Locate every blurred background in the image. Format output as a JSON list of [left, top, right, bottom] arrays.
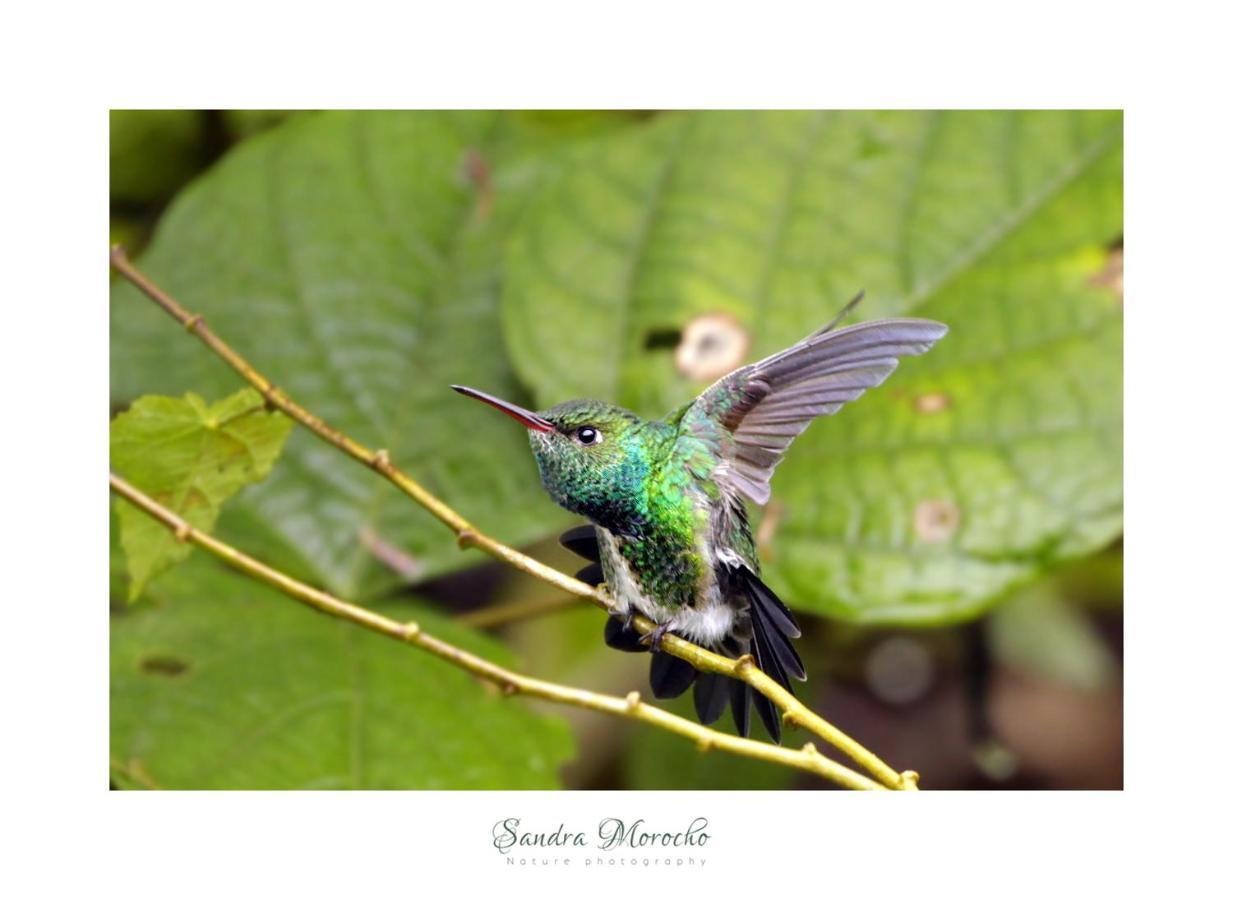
[[110, 110, 1123, 790]]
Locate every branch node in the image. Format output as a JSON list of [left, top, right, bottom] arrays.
[[262, 386, 281, 412], [900, 770, 920, 789], [371, 448, 391, 471], [173, 521, 191, 543], [696, 736, 714, 753], [183, 313, 204, 334], [501, 681, 519, 697], [401, 620, 421, 640], [783, 710, 798, 729], [803, 742, 820, 755], [734, 653, 756, 673], [456, 529, 477, 550], [624, 691, 641, 711]]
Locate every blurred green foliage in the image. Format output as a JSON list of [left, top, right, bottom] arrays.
[[110, 110, 1123, 790], [110, 110, 205, 206], [989, 554, 1120, 692]]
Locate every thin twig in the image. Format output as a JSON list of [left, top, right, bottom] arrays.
[[111, 245, 919, 791], [110, 473, 883, 791]]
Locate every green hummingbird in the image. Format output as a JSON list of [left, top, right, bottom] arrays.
[[453, 297, 946, 742]]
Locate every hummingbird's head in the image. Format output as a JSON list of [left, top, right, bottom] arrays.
[[451, 386, 650, 529]]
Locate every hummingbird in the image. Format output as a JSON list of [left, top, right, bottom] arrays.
[[453, 296, 946, 742]]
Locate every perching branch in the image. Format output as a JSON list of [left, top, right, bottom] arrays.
[[111, 245, 919, 791], [110, 473, 882, 790]]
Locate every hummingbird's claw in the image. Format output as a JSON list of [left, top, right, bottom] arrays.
[[640, 622, 672, 651]]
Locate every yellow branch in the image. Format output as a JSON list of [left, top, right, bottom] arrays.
[[110, 245, 919, 791], [110, 473, 883, 791]]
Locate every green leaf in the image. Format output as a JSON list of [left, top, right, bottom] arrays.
[[503, 110, 1123, 625], [109, 556, 574, 789], [111, 389, 293, 599], [110, 111, 625, 598]]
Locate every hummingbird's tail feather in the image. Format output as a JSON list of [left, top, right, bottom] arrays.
[[559, 524, 601, 562], [690, 636, 766, 739], [692, 672, 730, 725], [711, 560, 806, 743], [749, 612, 794, 743], [750, 686, 782, 744], [745, 571, 805, 661], [720, 562, 807, 686], [603, 616, 648, 653], [574, 562, 604, 586], [730, 679, 752, 738], [650, 651, 698, 699]]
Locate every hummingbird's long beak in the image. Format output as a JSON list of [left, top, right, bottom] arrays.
[[450, 385, 556, 433]]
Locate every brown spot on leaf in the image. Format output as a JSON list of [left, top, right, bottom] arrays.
[[914, 391, 951, 414], [140, 655, 190, 677], [914, 498, 960, 543], [674, 313, 750, 381]]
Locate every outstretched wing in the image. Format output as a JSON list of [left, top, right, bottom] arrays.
[[685, 315, 948, 505]]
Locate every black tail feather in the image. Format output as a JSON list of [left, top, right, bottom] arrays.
[[750, 610, 797, 695], [730, 679, 751, 738], [749, 617, 793, 743], [603, 616, 648, 653], [750, 687, 782, 744], [692, 672, 730, 725], [574, 562, 604, 587], [723, 562, 806, 688], [649, 650, 697, 699], [752, 604, 806, 680], [559, 525, 601, 562], [707, 562, 802, 744], [746, 572, 802, 639]]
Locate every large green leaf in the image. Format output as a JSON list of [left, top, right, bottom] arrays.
[[503, 110, 1123, 624], [111, 111, 615, 597], [111, 389, 293, 599], [110, 556, 574, 789]]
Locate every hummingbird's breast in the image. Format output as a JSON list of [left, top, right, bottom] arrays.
[[594, 470, 747, 647]]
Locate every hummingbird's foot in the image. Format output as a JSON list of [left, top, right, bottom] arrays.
[[639, 621, 673, 652]]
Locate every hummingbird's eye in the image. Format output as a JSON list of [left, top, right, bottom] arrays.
[[576, 427, 602, 446]]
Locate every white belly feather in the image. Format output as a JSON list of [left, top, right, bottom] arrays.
[[595, 527, 736, 647]]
